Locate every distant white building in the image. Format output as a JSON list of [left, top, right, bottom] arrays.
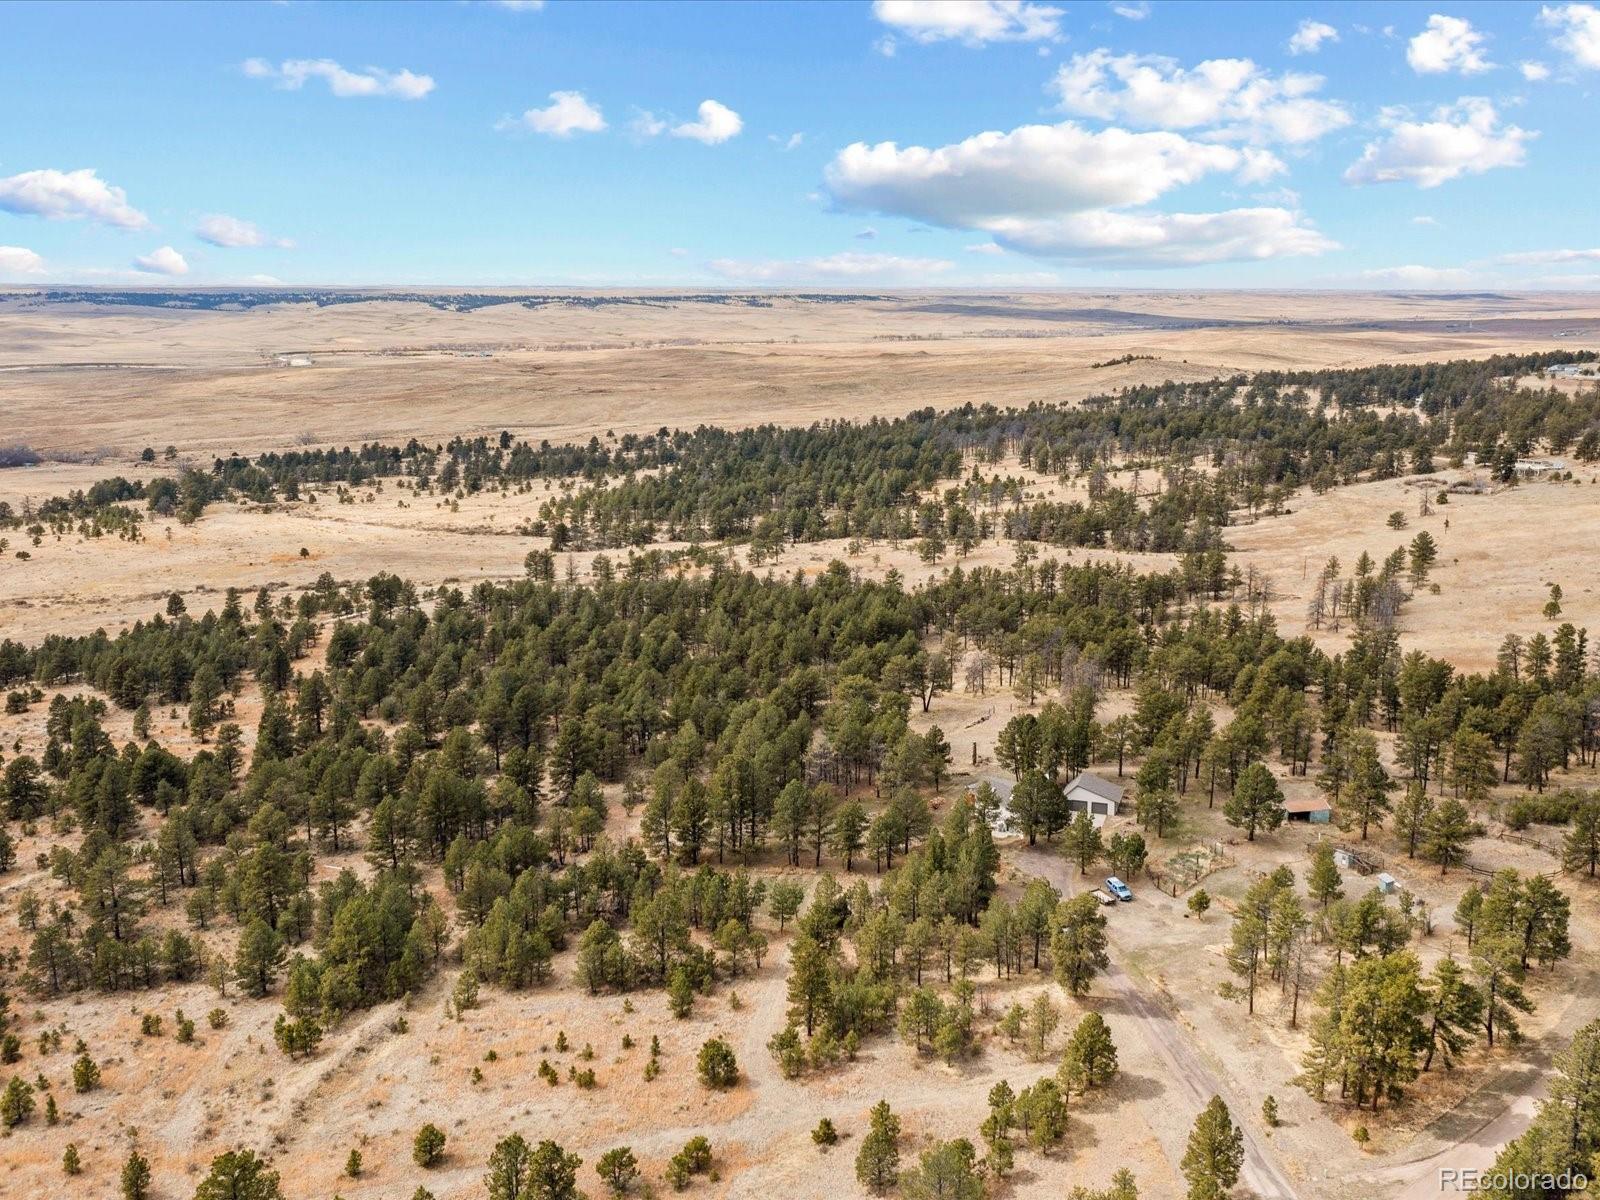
[[1064, 771, 1124, 827]]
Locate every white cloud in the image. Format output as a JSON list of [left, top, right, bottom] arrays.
[[1358, 264, 1473, 286], [0, 246, 46, 277], [195, 214, 292, 249], [827, 123, 1252, 222], [242, 57, 435, 100], [1344, 98, 1532, 188], [707, 252, 954, 283], [667, 247, 689, 257], [1406, 14, 1492, 75], [1110, 1, 1150, 19], [0, 167, 149, 229], [1050, 50, 1351, 144], [133, 246, 189, 276], [671, 100, 743, 144], [965, 242, 1006, 255], [630, 110, 667, 138], [1288, 20, 1339, 55], [1411, 215, 1440, 225], [1540, 4, 1600, 68], [824, 121, 1333, 267], [983, 207, 1336, 266], [1496, 246, 1600, 264], [1237, 148, 1288, 183], [1520, 60, 1552, 80], [871, 0, 1063, 45], [497, 91, 607, 137], [770, 132, 805, 151], [492, 1, 546, 9]]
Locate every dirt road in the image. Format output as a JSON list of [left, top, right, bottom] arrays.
[[1012, 844, 1301, 1200], [1368, 966, 1600, 1200]]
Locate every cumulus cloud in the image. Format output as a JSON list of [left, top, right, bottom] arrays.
[[1288, 20, 1339, 55], [0, 246, 46, 277], [0, 167, 149, 229], [1110, 2, 1150, 20], [827, 123, 1265, 221], [671, 100, 742, 144], [1358, 264, 1473, 286], [1344, 98, 1532, 188], [195, 214, 292, 249], [769, 132, 805, 151], [1496, 246, 1600, 264], [965, 242, 1006, 255], [242, 57, 435, 100], [872, 1, 1062, 45], [1406, 14, 1492, 75], [1050, 50, 1351, 144], [133, 246, 189, 276], [1540, 4, 1600, 68], [824, 120, 1333, 267], [497, 91, 607, 137], [982, 208, 1335, 267], [1520, 60, 1552, 80], [707, 251, 954, 283]]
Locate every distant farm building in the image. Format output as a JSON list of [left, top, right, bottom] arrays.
[[1283, 795, 1331, 824], [1064, 772, 1124, 827]]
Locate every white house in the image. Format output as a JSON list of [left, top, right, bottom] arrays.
[[1064, 771, 1124, 827]]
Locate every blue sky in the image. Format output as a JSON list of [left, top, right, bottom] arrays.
[[2, 0, 1598, 288]]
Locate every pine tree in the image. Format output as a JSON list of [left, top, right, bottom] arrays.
[[1562, 801, 1600, 878], [1181, 1097, 1243, 1200], [0, 1075, 34, 1126], [121, 1149, 152, 1200], [193, 1150, 285, 1200], [856, 1099, 902, 1194], [900, 1138, 982, 1200], [485, 1135, 533, 1200], [527, 1140, 583, 1200], [596, 1147, 639, 1197], [413, 1124, 447, 1168], [1341, 731, 1394, 840], [1308, 842, 1343, 909], [1050, 894, 1110, 996], [1421, 956, 1483, 1071], [1223, 763, 1285, 842], [1473, 934, 1533, 1048], [233, 918, 285, 997], [1060, 1012, 1118, 1093], [1064, 811, 1103, 874], [1422, 797, 1474, 874], [1394, 782, 1433, 858]]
